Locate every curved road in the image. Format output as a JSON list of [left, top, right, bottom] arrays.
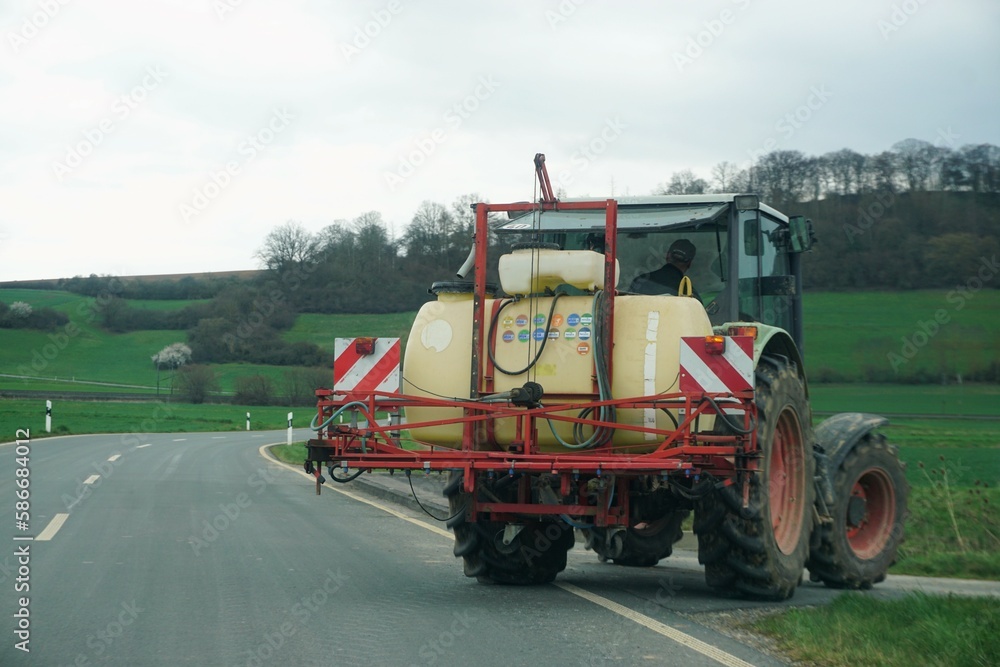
[[0, 431, 994, 666]]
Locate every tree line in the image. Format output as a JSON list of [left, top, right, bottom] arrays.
[[656, 139, 1000, 202]]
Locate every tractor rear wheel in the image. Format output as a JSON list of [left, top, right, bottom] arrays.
[[443, 471, 574, 585], [694, 355, 815, 600], [807, 435, 908, 589]]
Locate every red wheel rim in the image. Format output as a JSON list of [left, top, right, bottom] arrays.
[[845, 468, 896, 560], [770, 406, 807, 555]]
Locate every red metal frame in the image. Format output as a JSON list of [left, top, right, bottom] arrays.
[[306, 154, 758, 528]]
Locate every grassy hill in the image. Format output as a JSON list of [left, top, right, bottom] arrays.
[[2, 286, 997, 394]]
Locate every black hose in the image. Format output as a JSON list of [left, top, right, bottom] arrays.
[[328, 467, 367, 483]]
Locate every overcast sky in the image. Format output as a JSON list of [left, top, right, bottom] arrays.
[[1, 0, 997, 282]]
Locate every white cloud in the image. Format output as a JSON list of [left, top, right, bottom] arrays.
[[1, 0, 998, 280]]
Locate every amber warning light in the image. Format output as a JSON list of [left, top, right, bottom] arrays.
[[704, 335, 726, 355]]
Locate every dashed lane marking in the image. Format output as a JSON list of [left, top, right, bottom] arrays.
[[37, 514, 70, 541]]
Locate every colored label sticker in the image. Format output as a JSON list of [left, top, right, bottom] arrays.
[[547, 328, 560, 339], [517, 329, 530, 342], [580, 313, 593, 326], [564, 329, 577, 340], [532, 328, 546, 341], [577, 342, 591, 355], [567, 313, 581, 327], [578, 327, 592, 341], [515, 315, 529, 327], [533, 313, 546, 326], [501, 330, 515, 343], [502, 316, 514, 329], [551, 314, 564, 327]]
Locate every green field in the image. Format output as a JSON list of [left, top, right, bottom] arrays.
[[3, 287, 998, 391], [284, 312, 416, 352], [803, 289, 1000, 382]]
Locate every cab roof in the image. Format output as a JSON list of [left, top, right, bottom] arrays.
[[495, 194, 788, 234]]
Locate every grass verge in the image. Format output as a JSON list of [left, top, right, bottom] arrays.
[[0, 398, 311, 439], [747, 592, 999, 667], [270, 443, 306, 466]]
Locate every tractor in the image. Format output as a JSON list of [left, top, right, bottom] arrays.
[[305, 154, 908, 600]]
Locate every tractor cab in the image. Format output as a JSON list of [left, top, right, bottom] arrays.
[[493, 194, 816, 352]]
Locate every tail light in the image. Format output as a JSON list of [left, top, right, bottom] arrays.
[[704, 335, 726, 355], [727, 325, 758, 340]]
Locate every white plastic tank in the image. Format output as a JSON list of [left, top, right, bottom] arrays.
[[498, 248, 618, 294]]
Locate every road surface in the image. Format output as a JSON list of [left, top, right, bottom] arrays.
[[0, 431, 995, 666]]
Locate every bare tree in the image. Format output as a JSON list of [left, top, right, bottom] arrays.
[[254, 220, 320, 272], [709, 161, 740, 193], [175, 365, 220, 404], [654, 169, 708, 195]]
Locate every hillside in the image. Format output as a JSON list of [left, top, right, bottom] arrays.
[[1, 288, 997, 398]]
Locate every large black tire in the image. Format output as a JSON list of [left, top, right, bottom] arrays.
[[443, 471, 574, 585], [807, 434, 908, 589], [694, 355, 815, 600], [584, 511, 688, 567]]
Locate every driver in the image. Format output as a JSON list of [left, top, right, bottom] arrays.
[[628, 239, 701, 302]]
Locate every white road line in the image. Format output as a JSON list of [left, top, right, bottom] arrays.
[[554, 582, 756, 667], [83, 474, 100, 485], [172, 438, 187, 442], [211, 436, 226, 440], [108, 454, 121, 462], [258, 444, 452, 540], [37, 514, 70, 541], [258, 444, 762, 666], [137, 444, 151, 449]]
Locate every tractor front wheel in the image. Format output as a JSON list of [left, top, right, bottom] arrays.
[[443, 471, 574, 585], [585, 511, 688, 567], [807, 435, 908, 589]]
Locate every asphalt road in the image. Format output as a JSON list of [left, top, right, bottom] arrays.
[[0, 431, 995, 667]]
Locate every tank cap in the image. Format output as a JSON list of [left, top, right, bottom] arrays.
[[428, 281, 499, 296]]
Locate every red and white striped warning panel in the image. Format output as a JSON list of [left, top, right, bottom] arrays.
[[679, 336, 754, 396], [333, 338, 400, 393]]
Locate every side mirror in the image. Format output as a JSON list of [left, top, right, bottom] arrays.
[[788, 216, 816, 253], [743, 218, 761, 256]]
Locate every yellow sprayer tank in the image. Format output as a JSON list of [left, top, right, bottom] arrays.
[[402, 251, 714, 453]]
